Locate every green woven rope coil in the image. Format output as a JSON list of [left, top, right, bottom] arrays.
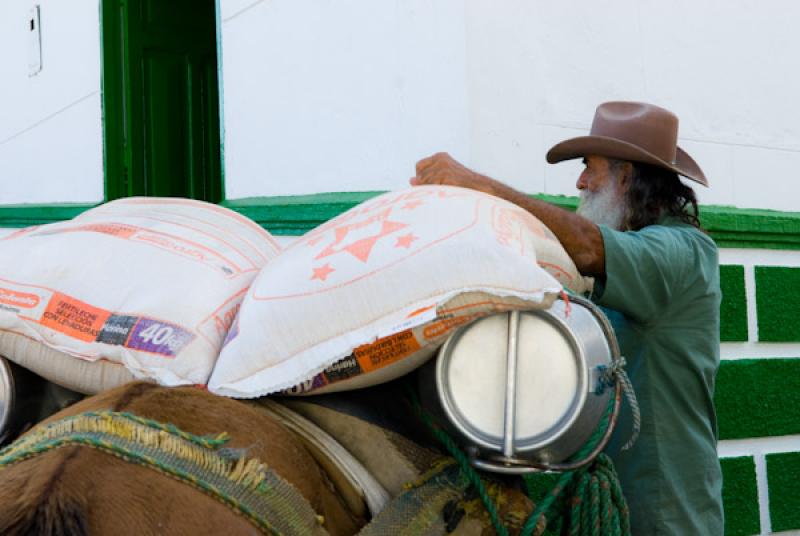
[[408, 384, 631, 536]]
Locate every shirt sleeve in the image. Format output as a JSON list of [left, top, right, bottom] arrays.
[[593, 224, 697, 325]]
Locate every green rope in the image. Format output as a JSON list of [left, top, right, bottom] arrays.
[[555, 454, 629, 536], [520, 396, 631, 536], [408, 382, 630, 536], [596, 358, 640, 451], [408, 388, 509, 536]]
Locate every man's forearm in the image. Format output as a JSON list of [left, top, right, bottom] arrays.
[[411, 152, 606, 277]]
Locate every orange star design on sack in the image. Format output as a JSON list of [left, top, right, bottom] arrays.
[[315, 208, 409, 263], [394, 233, 418, 249], [311, 263, 335, 281]]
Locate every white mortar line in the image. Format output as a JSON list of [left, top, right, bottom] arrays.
[[718, 250, 800, 359], [679, 250, 798, 533], [719, 436, 800, 458], [754, 454, 771, 535], [720, 342, 800, 360], [718, 249, 800, 267], [719, 436, 800, 535], [745, 263, 759, 344]]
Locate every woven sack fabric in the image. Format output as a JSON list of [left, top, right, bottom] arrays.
[[210, 186, 588, 398], [0, 197, 280, 393]]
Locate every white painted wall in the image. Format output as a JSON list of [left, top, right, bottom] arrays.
[[221, 0, 800, 213], [0, 0, 797, 212], [0, 0, 104, 204], [219, 0, 470, 199], [463, 0, 800, 211]]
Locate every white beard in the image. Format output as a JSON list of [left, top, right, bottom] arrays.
[[576, 182, 627, 231]]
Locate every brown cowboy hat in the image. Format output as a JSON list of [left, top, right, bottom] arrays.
[[546, 101, 708, 186]]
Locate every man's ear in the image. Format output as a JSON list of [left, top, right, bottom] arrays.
[[619, 162, 634, 189]]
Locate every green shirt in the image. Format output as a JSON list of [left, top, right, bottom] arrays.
[[593, 220, 724, 536]]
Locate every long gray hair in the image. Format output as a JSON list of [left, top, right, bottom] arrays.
[[611, 160, 702, 231]]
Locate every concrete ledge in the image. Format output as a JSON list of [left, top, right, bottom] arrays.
[[2, 194, 800, 250]]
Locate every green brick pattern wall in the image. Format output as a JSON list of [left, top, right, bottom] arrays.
[[755, 266, 800, 342], [720, 265, 748, 342], [715, 358, 800, 440], [721, 457, 760, 536], [766, 453, 800, 532], [715, 263, 800, 534]]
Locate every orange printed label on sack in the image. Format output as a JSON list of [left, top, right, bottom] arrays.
[[422, 314, 476, 340], [41, 293, 112, 342], [422, 301, 516, 341], [352, 329, 421, 373], [282, 330, 422, 394], [37, 292, 195, 357], [0, 287, 41, 309]]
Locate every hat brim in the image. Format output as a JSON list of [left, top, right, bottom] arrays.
[[546, 135, 708, 187]]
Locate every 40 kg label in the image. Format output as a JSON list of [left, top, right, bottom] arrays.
[[121, 318, 194, 357]]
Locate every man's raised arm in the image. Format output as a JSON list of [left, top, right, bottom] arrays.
[[411, 152, 605, 277]]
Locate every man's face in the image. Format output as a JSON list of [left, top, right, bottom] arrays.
[[575, 155, 628, 230]]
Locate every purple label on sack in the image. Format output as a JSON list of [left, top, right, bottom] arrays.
[[126, 318, 195, 357], [281, 373, 328, 395]]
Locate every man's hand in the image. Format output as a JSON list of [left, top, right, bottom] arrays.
[[410, 152, 501, 197], [409, 152, 605, 276]]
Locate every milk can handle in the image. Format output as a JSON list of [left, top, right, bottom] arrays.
[[502, 311, 520, 458]]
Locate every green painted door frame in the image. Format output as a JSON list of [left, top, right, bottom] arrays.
[[101, 0, 222, 202]]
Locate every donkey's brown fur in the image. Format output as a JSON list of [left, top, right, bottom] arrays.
[[0, 382, 365, 535]]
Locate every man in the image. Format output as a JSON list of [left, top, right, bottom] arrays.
[[411, 101, 724, 535]]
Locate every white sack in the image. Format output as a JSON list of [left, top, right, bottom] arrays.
[[0, 197, 281, 393], [210, 186, 590, 398]]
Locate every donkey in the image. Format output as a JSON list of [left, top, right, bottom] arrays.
[[0, 381, 365, 535]]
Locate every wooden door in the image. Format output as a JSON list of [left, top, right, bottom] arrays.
[[102, 0, 222, 202]]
